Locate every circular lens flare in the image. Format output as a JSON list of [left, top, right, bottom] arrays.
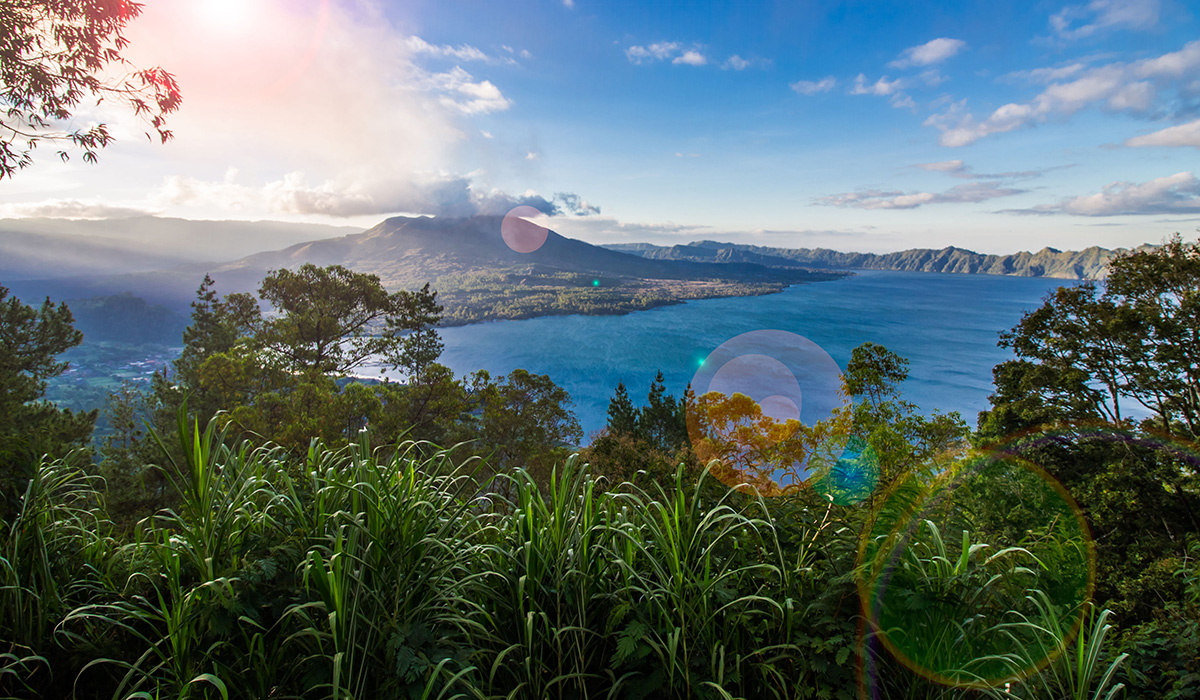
[[857, 453, 1095, 689], [501, 205, 550, 253], [686, 330, 848, 494]]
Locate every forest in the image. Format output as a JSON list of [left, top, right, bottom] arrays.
[[0, 238, 1197, 699]]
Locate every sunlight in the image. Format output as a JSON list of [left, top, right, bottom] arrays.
[[198, 0, 253, 31]]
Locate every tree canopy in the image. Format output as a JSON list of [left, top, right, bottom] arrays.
[[0, 286, 95, 517], [0, 0, 180, 178]]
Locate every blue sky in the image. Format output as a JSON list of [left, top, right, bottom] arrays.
[[2, 0, 1198, 253]]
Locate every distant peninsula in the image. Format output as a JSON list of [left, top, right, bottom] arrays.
[[603, 240, 1151, 280]]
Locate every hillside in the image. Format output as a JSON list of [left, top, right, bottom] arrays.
[[205, 216, 843, 324], [604, 240, 1144, 280], [4, 216, 844, 325]]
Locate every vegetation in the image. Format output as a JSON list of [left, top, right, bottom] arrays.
[[433, 269, 795, 325], [1, 239, 1199, 698], [0, 0, 180, 178]]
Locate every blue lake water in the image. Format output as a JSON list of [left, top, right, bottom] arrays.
[[429, 271, 1081, 440]]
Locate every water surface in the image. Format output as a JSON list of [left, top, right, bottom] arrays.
[[425, 271, 1080, 438]]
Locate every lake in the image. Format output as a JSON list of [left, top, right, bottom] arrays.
[[416, 270, 1083, 439]]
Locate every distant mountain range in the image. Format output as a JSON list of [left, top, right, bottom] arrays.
[[0, 214, 1153, 329], [603, 240, 1145, 280]]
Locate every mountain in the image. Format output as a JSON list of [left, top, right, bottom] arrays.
[[3, 216, 843, 325], [209, 215, 828, 288], [604, 240, 1145, 280], [0, 216, 359, 281]]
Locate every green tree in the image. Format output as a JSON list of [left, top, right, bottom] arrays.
[[1, 0, 181, 178], [639, 371, 688, 453], [836, 342, 967, 486], [158, 267, 445, 452], [257, 264, 442, 377], [476, 369, 582, 480], [173, 274, 260, 391], [606, 381, 639, 437], [0, 286, 95, 518], [977, 238, 1200, 626], [986, 235, 1200, 438]]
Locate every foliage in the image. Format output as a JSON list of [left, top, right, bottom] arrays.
[[986, 235, 1200, 438], [0, 286, 96, 520], [256, 264, 442, 378], [0, 0, 180, 178], [474, 368, 583, 482]]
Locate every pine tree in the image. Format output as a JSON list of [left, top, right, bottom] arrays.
[[641, 371, 687, 452], [606, 382, 639, 437], [0, 286, 96, 518]]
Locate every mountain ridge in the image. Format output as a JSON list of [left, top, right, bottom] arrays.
[[603, 240, 1154, 280]]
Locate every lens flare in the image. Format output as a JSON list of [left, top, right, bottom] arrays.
[[686, 330, 848, 494], [501, 205, 550, 253], [857, 451, 1095, 689]]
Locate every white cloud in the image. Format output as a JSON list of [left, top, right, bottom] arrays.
[[890, 38, 966, 69], [1126, 119, 1200, 148], [725, 55, 751, 70], [70, 0, 528, 223], [925, 40, 1200, 146], [1006, 63, 1089, 83], [1010, 172, 1200, 215], [914, 160, 1055, 180], [851, 74, 905, 96], [625, 42, 681, 64], [790, 77, 836, 95], [673, 50, 707, 66], [525, 152, 539, 161], [1051, 0, 1160, 39], [563, 0, 575, 7], [405, 36, 495, 63], [153, 171, 579, 219], [428, 66, 513, 115], [480, 130, 493, 139], [816, 182, 1025, 209]]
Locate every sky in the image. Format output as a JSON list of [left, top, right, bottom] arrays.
[[2, 0, 1199, 254]]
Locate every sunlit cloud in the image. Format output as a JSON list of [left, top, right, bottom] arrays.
[[1006, 171, 1200, 215], [0, 200, 151, 220], [1125, 118, 1200, 149], [925, 40, 1200, 146]]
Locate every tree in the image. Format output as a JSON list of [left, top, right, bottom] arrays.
[[476, 369, 582, 478], [977, 237, 1200, 624], [0, 286, 95, 518], [686, 390, 806, 495], [987, 235, 1200, 438], [844, 341, 909, 409], [639, 371, 688, 453], [256, 264, 442, 377], [157, 267, 445, 452], [1, 0, 181, 178], [838, 343, 967, 486], [606, 382, 639, 437]]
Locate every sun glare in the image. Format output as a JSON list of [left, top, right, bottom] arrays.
[[199, 0, 252, 31]]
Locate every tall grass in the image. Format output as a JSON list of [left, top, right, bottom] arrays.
[[0, 420, 1128, 699]]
